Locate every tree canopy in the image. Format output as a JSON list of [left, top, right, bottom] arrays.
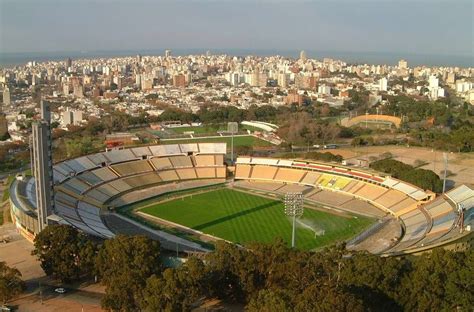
[[0, 262, 25, 305], [95, 234, 162, 311], [370, 158, 443, 193], [30, 225, 473, 311], [32, 224, 97, 283]]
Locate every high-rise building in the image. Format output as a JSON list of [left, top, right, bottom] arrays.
[[3, 86, 11, 105], [66, 57, 72, 68], [142, 78, 154, 91], [429, 75, 439, 89], [165, 50, 172, 58], [61, 109, 84, 126], [446, 72, 456, 84], [172, 74, 187, 88], [378, 77, 388, 91], [277, 73, 288, 88], [73, 84, 84, 98], [300, 50, 307, 61], [31, 100, 54, 232], [62, 110, 73, 126], [63, 84, 70, 96], [398, 59, 408, 69], [318, 85, 331, 95], [135, 73, 142, 88]]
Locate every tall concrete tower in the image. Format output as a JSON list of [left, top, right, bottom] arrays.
[[32, 100, 55, 232]]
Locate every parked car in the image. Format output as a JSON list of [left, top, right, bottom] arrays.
[[54, 288, 66, 294]]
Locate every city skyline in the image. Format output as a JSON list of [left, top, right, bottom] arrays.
[[0, 0, 472, 57]]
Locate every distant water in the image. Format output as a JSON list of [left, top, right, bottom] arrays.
[[0, 49, 472, 68]]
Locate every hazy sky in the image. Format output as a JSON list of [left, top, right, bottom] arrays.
[[0, 0, 472, 56]]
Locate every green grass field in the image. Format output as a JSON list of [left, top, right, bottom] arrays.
[[167, 125, 227, 134], [140, 189, 373, 250], [160, 135, 273, 147]]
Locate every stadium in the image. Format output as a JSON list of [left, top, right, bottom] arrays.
[[9, 142, 474, 255]]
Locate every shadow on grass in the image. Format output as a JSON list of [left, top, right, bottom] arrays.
[[193, 200, 281, 231]]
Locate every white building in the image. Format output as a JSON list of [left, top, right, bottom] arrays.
[[318, 85, 331, 95], [429, 75, 439, 89], [378, 77, 388, 91], [61, 109, 83, 126]]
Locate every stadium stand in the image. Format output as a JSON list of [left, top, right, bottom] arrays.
[[309, 190, 353, 207], [194, 155, 216, 167], [86, 153, 108, 166], [108, 179, 134, 193], [340, 199, 387, 218], [10, 145, 472, 255], [169, 156, 193, 168], [150, 157, 174, 170], [250, 165, 278, 180], [235, 164, 252, 179], [233, 157, 474, 254], [77, 171, 104, 186], [91, 167, 118, 182], [111, 160, 153, 176], [62, 177, 90, 195], [158, 169, 180, 181], [353, 184, 388, 201], [121, 172, 163, 188], [103, 149, 138, 164], [216, 167, 226, 178], [300, 171, 322, 185], [195, 167, 217, 179], [131, 146, 152, 158], [273, 168, 306, 184], [176, 168, 198, 180], [277, 184, 312, 194], [36, 144, 227, 242]]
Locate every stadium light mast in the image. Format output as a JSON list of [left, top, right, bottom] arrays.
[[228, 122, 238, 164], [284, 192, 304, 248]]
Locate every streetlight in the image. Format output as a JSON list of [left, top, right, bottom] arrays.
[[442, 152, 448, 194], [284, 192, 304, 248], [227, 122, 238, 164]]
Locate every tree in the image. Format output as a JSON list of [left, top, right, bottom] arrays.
[[205, 241, 247, 302], [246, 289, 292, 312], [32, 224, 97, 283], [398, 249, 474, 311], [140, 257, 206, 311], [96, 235, 162, 311], [0, 262, 25, 305], [370, 158, 442, 192]]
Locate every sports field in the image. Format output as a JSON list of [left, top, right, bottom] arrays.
[[139, 188, 373, 250], [167, 125, 227, 134], [160, 135, 273, 148]]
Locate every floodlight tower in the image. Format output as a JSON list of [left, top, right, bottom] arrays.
[[227, 122, 238, 164], [284, 192, 304, 248]]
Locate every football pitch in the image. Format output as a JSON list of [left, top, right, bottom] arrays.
[[160, 135, 273, 147], [139, 188, 374, 250]]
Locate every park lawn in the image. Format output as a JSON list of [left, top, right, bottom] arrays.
[[140, 188, 373, 250], [168, 125, 227, 134], [160, 135, 273, 148]]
